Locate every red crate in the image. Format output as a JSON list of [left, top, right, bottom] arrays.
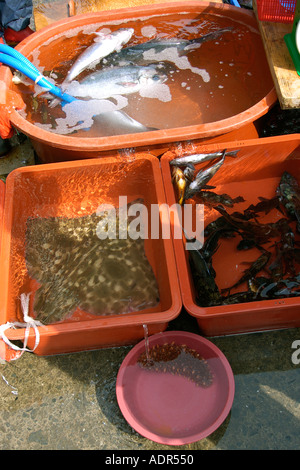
[[256, 0, 296, 23]]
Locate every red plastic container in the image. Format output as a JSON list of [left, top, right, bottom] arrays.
[[161, 134, 300, 336], [256, 0, 296, 23], [0, 153, 182, 357]]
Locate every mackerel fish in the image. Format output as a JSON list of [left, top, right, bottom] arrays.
[[63, 28, 134, 83], [102, 28, 233, 67], [170, 150, 239, 167], [64, 63, 168, 100]]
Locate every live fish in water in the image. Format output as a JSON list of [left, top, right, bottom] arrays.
[[215, 205, 281, 245], [276, 171, 300, 232], [63, 28, 134, 84], [188, 171, 300, 307], [253, 275, 300, 300], [184, 150, 227, 201], [185, 233, 221, 307], [204, 211, 250, 238], [102, 28, 233, 67], [25, 199, 159, 324], [196, 190, 245, 208], [63, 63, 168, 100], [244, 196, 282, 219], [138, 342, 213, 388], [170, 149, 239, 167], [222, 249, 271, 294], [272, 218, 299, 276], [171, 166, 188, 205]]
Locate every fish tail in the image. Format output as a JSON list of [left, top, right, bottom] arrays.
[[226, 150, 240, 158]]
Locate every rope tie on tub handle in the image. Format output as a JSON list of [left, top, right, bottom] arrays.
[[0, 293, 43, 360]]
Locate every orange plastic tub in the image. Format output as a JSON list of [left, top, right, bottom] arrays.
[[0, 180, 5, 259], [0, 2, 276, 162], [161, 134, 300, 336], [0, 153, 181, 356]]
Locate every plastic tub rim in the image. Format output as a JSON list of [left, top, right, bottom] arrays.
[[0, 1, 277, 153]]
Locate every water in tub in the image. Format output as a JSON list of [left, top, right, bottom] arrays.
[[16, 12, 272, 137]]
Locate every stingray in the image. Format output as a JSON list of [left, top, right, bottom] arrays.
[[25, 199, 160, 324]]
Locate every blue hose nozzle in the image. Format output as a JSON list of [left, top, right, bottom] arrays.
[[0, 44, 76, 104]]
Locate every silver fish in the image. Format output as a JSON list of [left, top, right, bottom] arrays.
[[103, 28, 233, 66], [63, 28, 134, 83], [74, 111, 158, 137], [184, 150, 227, 201], [170, 150, 239, 167], [64, 63, 168, 100]]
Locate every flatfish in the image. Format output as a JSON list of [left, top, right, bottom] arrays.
[[25, 199, 159, 324]]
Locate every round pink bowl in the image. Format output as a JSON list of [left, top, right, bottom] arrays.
[[116, 330, 235, 445]]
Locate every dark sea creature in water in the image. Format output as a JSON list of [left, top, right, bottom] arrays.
[[25, 199, 159, 324], [187, 170, 300, 307], [253, 275, 300, 300], [244, 196, 282, 219], [196, 190, 244, 208], [138, 341, 213, 387], [236, 237, 258, 251], [221, 291, 256, 305], [188, 240, 221, 307], [271, 218, 300, 276], [276, 171, 300, 232], [215, 205, 281, 245], [222, 250, 271, 294], [204, 211, 250, 238]]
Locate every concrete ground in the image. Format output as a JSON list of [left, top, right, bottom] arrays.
[[1, 312, 300, 450]]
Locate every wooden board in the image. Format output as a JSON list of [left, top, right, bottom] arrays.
[[253, 0, 300, 109], [33, 0, 223, 31]]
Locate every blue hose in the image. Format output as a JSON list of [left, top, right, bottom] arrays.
[[229, 0, 241, 7], [0, 44, 76, 104]]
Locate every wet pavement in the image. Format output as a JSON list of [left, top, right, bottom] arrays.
[[0, 0, 300, 451]]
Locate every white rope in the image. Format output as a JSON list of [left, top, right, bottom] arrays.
[[0, 293, 43, 360]]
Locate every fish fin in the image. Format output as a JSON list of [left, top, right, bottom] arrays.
[[94, 32, 111, 42], [233, 196, 245, 204], [189, 27, 233, 47], [118, 81, 139, 88], [240, 261, 253, 266]]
